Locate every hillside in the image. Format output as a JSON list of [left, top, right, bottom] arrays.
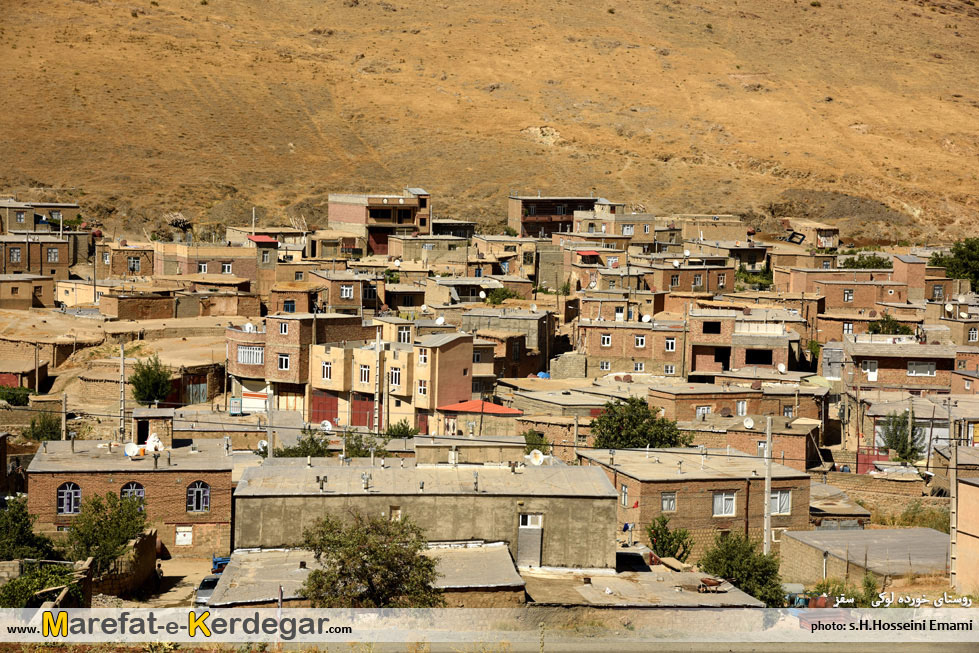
[[1, 0, 978, 241]]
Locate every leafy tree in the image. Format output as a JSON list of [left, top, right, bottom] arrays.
[[806, 340, 822, 359], [343, 431, 389, 458], [592, 397, 692, 449], [131, 354, 172, 405], [0, 386, 33, 406], [384, 269, 400, 284], [0, 497, 58, 561], [0, 563, 82, 608], [698, 533, 784, 607], [259, 427, 334, 459], [386, 418, 419, 438], [65, 493, 147, 575], [868, 313, 913, 335], [931, 238, 979, 287], [23, 411, 61, 441], [735, 264, 773, 290], [521, 429, 551, 455], [559, 281, 571, 296], [879, 410, 924, 464], [502, 226, 518, 237], [299, 512, 444, 608], [486, 287, 519, 305], [645, 515, 693, 563], [840, 253, 893, 269]]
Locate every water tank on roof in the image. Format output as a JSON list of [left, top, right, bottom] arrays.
[[243, 322, 257, 333]]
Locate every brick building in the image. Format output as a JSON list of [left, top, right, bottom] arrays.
[[328, 188, 432, 255], [27, 439, 233, 557], [647, 382, 827, 425], [96, 242, 154, 278], [0, 235, 70, 279], [309, 270, 380, 315], [507, 194, 622, 238], [99, 292, 175, 320], [152, 241, 278, 296], [843, 335, 957, 394], [578, 448, 811, 561], [576, 319, 685, 377], [0, 274, 54, 309], [685, 309, 800, 381]]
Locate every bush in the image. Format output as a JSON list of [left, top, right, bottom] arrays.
[[386, 419, 419, 438], [65, 493, 147, 575], [559, 281, 571, 296], [342, 431, 389, 458], [0, 386, 33, 406], [867, 314, 913, 336], [486, 287, 519, 305], [698, 533, 783, 607], [502, 226, 518, 237], [0, 563, 81, 608], [131, 354, 172, 405], [840, 253, 892, 269], [521, 429, 551, 455], [592, 397, 692, 449], [259, 428, 334, 459], [23, 412, 60, 441], [645, 515, 693, 562], [0, 496, 58, 561], [879, 410, 924, 464]]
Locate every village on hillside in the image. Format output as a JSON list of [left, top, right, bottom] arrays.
[[0, 189, 976, 614]]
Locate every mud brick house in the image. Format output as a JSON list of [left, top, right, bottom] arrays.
[[461, 308, 556, 369], [816, 310, 922, 343], [27, 439, 233, 557], [308, 332, 473, 433], [571, 210, 658, 249], [642, 262, 735, 294], [842, 334, 957, 394], [225, 226, 308, 247], [784, 219, 840, 250], [0, 235, 70, 280], [234, 460, 618, 569], [472, 235, 549, 280], [0, 358, 48, 389], [565, 245, 629, 292], [578, 448, 811, 561], [424, 276, 504, 306], [647, 382, 828, 429], [0, 274, 54, 309], [679, 415, 823, 472], [309, 270, 380, 315], [813, 280, 908, 311], [152, 241, 278, 296], [576, 318, 685, 377], [1, 199, 82, 232], [95, 241, 154, 278], [508, 194, 623, 238], [433, 399, 524, 437], [578, 290, 667, 322], [267, 281, 327, 315], [98, 292, 175, 320], [304, 229, 364, 261], [226, 313, 372, 415], [472, 329, 539, 380], [670, 214, 746, 242], [328, 188, 432, 255], [388, 234, 468, 264], [685, 309, 800, 382], [687, 240, 771, 272], [383, 282, 427, 313]]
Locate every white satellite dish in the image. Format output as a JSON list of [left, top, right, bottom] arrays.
[[479, 290, 487, 299], [435, 316, 445, 325], [683, 249, 691, 258], [320, 420, 333, 432], [394, 259, 402, 268], [124, 442, 140, 457], [531, 303, 538, 312], [243, 322, 256, 333], [743, 417, 755, 430], [588, 281, 597, 289], [957, 295, 967, 303], [641, 314, 652, 323], [529, 449, 545, 466], [257, 440, 268, 452], [945, 303, 954, 313], [421, 304, 429, 313], [961, 312, 970, 319], [672, 260, 681, 268], [777, 363, 787, 374]]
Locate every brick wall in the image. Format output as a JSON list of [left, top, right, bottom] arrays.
[[89, 529, 157, 597]]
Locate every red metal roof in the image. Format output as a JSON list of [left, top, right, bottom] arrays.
[[247, 235, 278, 244], [436, 399, 524, 416], [577, 250, 600, 256]]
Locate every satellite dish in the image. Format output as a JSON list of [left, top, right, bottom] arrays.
[[868, 310, 877, 318], [743, 417, 755, 430], [961, 312, 970, 319], [531, 303, 538, 312], [478, 290, 487, 299], [945, 303, 954, 313], [421, 304, 429, 313], [957, 295, 967, 303], [683, 249, 691, 258], [588, 281, 597, 289], [394, 259, 402, 268], [529, 449, 545, 466], [641, 314, 652, 323], [257, 440, 268, 452], [243, 322, 256, 333], [672, 260, 681, 268], [435, 316, 445, 325], [777, 363, 787, 374], [124, 442, 140, 457], [320, 420, 333, 432]]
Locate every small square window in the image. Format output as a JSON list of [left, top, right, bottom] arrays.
[[661, 492, 676, 512], [599, 361, 610, 371], [277, 353, 290, 370]]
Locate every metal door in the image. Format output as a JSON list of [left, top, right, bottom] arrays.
[[184, 374, 208, 406], [310, 389, 339, 424], [516, 513, 543, 567]]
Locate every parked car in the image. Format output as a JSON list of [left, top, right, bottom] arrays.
[[194, 574, 221, 607]]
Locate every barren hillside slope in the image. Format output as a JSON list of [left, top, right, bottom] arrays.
[[1, 0, 977, 240]]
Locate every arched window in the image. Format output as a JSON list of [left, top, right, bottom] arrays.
[[186, 481, 210, 513], [57, 482, 81, 515], [121, 482, 145, 500]]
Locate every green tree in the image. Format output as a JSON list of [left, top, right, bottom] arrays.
[[259, 427, 334, 459], [698, 533, 784, 607], [807, 340, 822, 359], [0, 563, 81, 608], [521, 429, 551, 455], [130, 354, 172, 405], [384, 269, 400, 284], [23, 411, 61, 441], [559, 281, 572, 296], [386, 418, 419, 438], [342, 431, 389, 458], [486, 287, 519, 305], [0, 386, 33, 406], [645, 515, 693, 563], [0, 497, 58, 561], [299, 512, 444, 608], [65, 493, 147, 575], [840, 253, 893, 269], [879, 409, 924, 464], [931, 238, 979, 287], [867, 314, 914, 336], [502, 226, 518, 237], [592, 397, 692, 449], [735, 264, 773, 290]]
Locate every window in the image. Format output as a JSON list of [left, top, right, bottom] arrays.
[[643, 224, 650, 234], [757, 441, 768, 457], [473, 351, 482, 363], [9, 248, 20, 263], [599, 360, 611, 371], [186, 481, 210, 513], [390, 367, 401, 387], [843, 322, 854, 335], [717, 273, 726, 288], [620, 484, 629, 506], [908, 361, 936, 377], [783, 405, 794, 418], [197, 262, 207, 274], [398, 326, 411, 344], [417, 379, 428, 396], [50, 211, 61, 221], [635, 335, 646, 348], [745, 349, 774, 366], [622, 224, 634, 236], [322, 361, 332, 380], [473, 267, 483, 277], [664, 364, 675, 375], [966, 380, 973, 391], [772, 528, 787, 543], [634, 362, 645, 372], [262, 250, 271, 263], [670, 274, 679, 287], [601, 333, 612, 347], [527, 205, 536, 216], [389, 506, 402, 522], [364, 285, 377, 300], [237, 345, 264, 365], [421, 243, 435, 251], [770, 490, 792, 515], [959, 360, 968, 370], [283, 300, 296, 313], [128, 257, 141, 273], [696, 406, 711, 419], [702, 321, 722, 334], [969, 328, 978, 343], [359, 365, 371, 385], [661, 492, 676, 512], [340, 284, 354, 299], [463, 367, 469, 376], [512, 344, 520, 362], [519, 513, 542, 528], [556, 205, 566, 215], [57, 482, 81, 515], [523, 251, 534, 265], [843, 289, 854, 302], [736, 400, 747, 416], [418, 348, 428, 365], [933, 285, 944, 300], [608, 280, 617, 290], [607, 256, 618, 268], [218, 262, 230, 274], [15, 211, 25, 223], [712, 491, 736, 517], [121, 481, 144, 500], [277, 353, 290, 371], [693, 274, 702, 287], [665, 338, 676, 352]]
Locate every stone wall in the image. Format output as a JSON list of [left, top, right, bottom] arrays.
[[90, 529, 158, 597]]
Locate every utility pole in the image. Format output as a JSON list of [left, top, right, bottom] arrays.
[[119, 343, 126, 442], [252, 207, 256, 236], [372, 326, 381, 434], [61, 392, 67, 441], [950, 418, 959, 591], [33, 342, 39, 394], [763, 416, 773, 555]]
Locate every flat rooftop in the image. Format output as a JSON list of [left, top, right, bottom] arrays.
[[782, 528, 949, 576], [27, 439, 234, 473], [578, 448, 809, 482]]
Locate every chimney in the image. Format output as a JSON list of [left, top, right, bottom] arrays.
[[608, 449, 615, 466], [299, 561, 307, 569], [166, 451, 171, 467], [307, 455, 312, 468], [419, 481, 425, 492], [473, 471, 479, 493], [153, 453, 159, 469], [677, 460, 683, 474], [42, 441, 47, 454]]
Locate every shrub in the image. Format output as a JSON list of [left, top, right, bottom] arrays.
[[698, 533, 783, 607], [386, 419, 419, 438], [0, 496, 58, 561], [23, 412, 60, 441], [592, 397, 691, 449], [65, 493, 147, 575], [0, 385, 33, 406], [131, 354, 172, 405], [645, 515, 693, 562], [259, 428, 333, 459], [521, 429, 551, 455], [486, 287, 519, 305], [0, 563, 81, 608], [879, 410, 924, 464]]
